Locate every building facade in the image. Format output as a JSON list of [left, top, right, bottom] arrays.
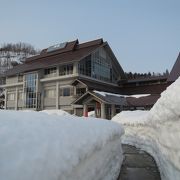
[[1, 38, 178, 119], [0, 39, 125, 116]]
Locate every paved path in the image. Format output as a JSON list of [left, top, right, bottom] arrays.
[[118, 144, 161, 180]]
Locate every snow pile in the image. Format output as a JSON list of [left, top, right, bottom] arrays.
[[88, 111, 95, 117], [112, 110, 149, 125], [0, 110, 124, 180], [41, 109, 70, 116], [112, 77, 180, 180]]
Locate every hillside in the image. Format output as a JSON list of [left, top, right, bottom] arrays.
[[0, 42, 39, 75]]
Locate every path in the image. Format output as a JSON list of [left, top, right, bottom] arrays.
[[118, 144, 161, 180]]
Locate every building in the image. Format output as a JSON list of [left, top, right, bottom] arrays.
[[1, 38, 179, 119], [0, 39, 126, 116]]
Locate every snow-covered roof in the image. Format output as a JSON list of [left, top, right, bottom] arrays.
[[93, 90, 150, 98]]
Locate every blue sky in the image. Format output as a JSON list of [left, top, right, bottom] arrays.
[[0, 0, 179, 73]]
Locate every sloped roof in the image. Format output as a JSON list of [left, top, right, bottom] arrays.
[[93, 91, 126, 105], [168, 52, 180, 82], [126, 94, 160, 107], [73, 91, 126, 106], [72, 78, 120, 94], [119, 83, 169, 95], [5, 39, 105, 76]]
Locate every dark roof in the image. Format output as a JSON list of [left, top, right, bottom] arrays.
[[5, 39, 105, 76], [72, 77, 169, 95], [93, 92, 126, 105], [126, 76, 167, 84], [126, 94, 160, 107], [73, 91, 126, 105], [119, 83, 169, 95], [72, 78, 121, 94], [168, 52, 180, 82]]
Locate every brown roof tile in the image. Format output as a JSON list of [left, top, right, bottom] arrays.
[[72, 78, 121, 94], [119, 83, 169, 95], [126, 94, 160, 107], [5, 39, 104, 76]]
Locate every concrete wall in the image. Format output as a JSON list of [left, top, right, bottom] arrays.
[[6, 76, 18, 84], [42, 77, 77, 111]]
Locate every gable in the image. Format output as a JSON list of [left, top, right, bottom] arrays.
[[168, 53, 180, 82]]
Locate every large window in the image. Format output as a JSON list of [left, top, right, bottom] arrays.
[[91, 49, 112, 82], [78, 48, 113, 82], [24, 73, 37, 108], [44, 67, 57, 77], [78, 55, 91, 76], [59, 64, 73, 76]]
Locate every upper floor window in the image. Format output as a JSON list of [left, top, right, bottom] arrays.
[[59, 64, 73, 76], [78, 48, 113, 82], [0, 77, 6, 85], [44, 67, 57, 77]]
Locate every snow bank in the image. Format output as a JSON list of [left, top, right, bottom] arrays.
[[88, 111, 95, 117], [112, 110, 149, 125], [41, 109, 70, 116], [113, 77, 180, 180], [0, 110, 124, 180]]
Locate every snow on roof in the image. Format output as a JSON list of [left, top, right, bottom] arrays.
[[126, 94, 151, 98], [93, 90, 123, 97], [93, 90, 150, 98]]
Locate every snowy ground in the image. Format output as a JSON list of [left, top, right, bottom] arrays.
[[112, 77, 180, 180], [0, 110, 124, 180]]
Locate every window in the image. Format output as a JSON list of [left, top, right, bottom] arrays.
[[78, 55, 91, 76], [45, 89, 56, 98], [24, 73, 37, 108], [78, 48, 113, 82], [7, 93, 15, 101], [44, 67, 57, 77], [63, 88, 70, 96], [59, 64, 73, 76]]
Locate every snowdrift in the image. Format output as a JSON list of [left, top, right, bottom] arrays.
[[41, 109, 70, 116], [0, 110, 124, 180], [112, 77, 180, 180]]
